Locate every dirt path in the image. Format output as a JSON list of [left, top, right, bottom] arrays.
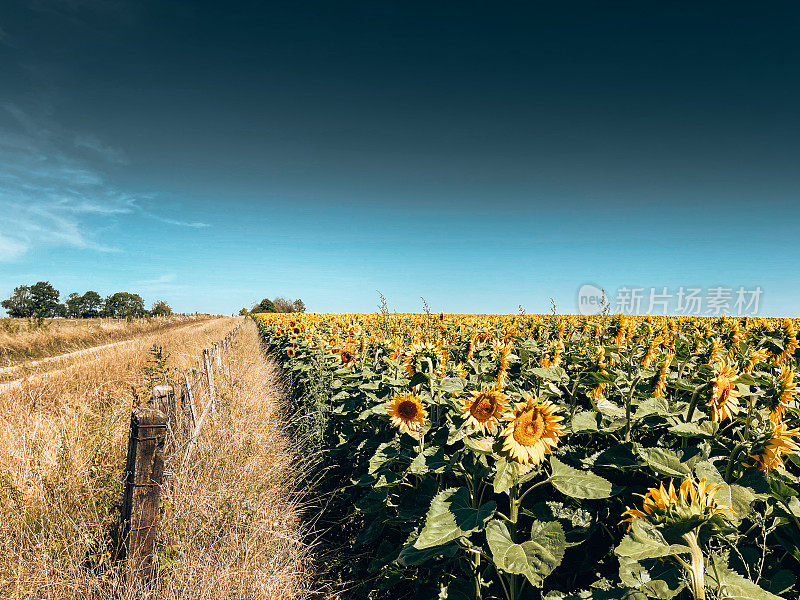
[[0, 318, 222, 394], [0, 338, 139, 376]]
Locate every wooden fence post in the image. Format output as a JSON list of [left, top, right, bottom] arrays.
[[119, 407, 167, 584], [202, 348, 216, 423], [152, 384, 177, 453], [181, 374, 196, 438], [213, 343, 222, 368]]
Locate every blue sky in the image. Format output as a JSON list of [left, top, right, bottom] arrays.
[[1, 1, 799, 315]]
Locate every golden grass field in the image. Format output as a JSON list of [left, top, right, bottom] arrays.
[[0, 317, 310, 599], [0, 315, 215, 371]]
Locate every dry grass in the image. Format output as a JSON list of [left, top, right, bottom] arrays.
[[0, 318, 310, 599], [0, 315, 216, 370]]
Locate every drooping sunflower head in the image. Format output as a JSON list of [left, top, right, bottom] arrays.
[[747, 414, 800, 472], [744, 347, 770, 373], [402, 342, 446, 378], [765, 366, 797, 419], [461, 386, 509, 433], [777, 319, 799, 364], [338, 348, 356, 367], [708, 360, 741, 422], [386, 393, 427, 432], [499, 393, 564, 465], [621, 477, 734, 539]]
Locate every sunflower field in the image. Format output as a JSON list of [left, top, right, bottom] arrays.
[[254, 312, 800, 600]]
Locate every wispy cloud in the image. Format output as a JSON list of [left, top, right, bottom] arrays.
[[0, 103, 208, 261], [139, 210, 209, 229], [74, 133, 129, 164]]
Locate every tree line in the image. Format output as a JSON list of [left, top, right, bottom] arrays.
[[1, 282, 173, 319], [241, 297, 306, 315]]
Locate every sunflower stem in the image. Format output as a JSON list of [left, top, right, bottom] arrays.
[[508, 482, 520, 600], [683, 383, 709, 448], [681, 530, 706, 600], [685, 383, 708, 424], [516, 477, 547, 505], [625, 376, 642, 442], [724, 442, 747, 483]]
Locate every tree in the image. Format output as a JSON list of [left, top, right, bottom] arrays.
[[272, 297, 295, 312], [30, 281, 62, 318], [66, 293, 82, 318], [252, 298, 276, 313], [1, 285, 33, 317], [81, 291, 103, 318], [105, 292, 146, 318], [238, 307, 249, 316], [150, 300, 173, 316], [292, 298, 306, 313]]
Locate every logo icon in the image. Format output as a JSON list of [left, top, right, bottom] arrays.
[[577, 284, 606, 315]]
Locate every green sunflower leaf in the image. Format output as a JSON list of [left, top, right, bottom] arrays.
[[414, 487, 496, 549], [549, 457, 613, 499], [486, 518, 566, 587]]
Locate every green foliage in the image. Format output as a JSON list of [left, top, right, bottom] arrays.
[[255, 313, 800, 600], [104, 291, 146, 317], [2, 282, 65, 319], [2, 285, 33, 317], [65, 290, 104, 318], [142, 344, 173, 387], [252, 298, 276, 313], [486, 518, 566, 588], [150, 299, 173, 316]]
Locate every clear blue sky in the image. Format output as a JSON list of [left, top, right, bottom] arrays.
[[1, 1, 799, 316]]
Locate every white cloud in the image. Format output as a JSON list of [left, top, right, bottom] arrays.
[[0, 103, 208, 261], [139, 210, 209, 229], [0, 234, 29, 261]]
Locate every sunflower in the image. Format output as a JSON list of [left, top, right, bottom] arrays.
[[590, 382, 607, 401], [621, 477, 733, 531], [771, 366, 796, 419], [776, 319, 798, 364], [706, 337, 723, 366], [499, 394, 564, 465], [653, 352, 674, 397], [386, 393, 427, 432], [619, 476, 732, 600], [402, 342, 446, 378], [286, 346, 296, 358], [708, 360, 741, 422], [748, 415, 800, 472], [641, 336, 661, 369], [338, 348, 356, 367], [744, 347, 769, 373], [461, 386, 509, 433]]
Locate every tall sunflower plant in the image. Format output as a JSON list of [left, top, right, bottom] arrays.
[[254, 312, 800, 600]]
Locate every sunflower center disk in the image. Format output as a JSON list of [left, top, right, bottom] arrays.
[[398, 400, 419, 419], [513, 409, 545, 445], [471, 398, 496, 421]]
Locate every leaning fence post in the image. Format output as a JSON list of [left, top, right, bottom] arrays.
[[118, 407, 167, 584], [181, 374, 196, 437]]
